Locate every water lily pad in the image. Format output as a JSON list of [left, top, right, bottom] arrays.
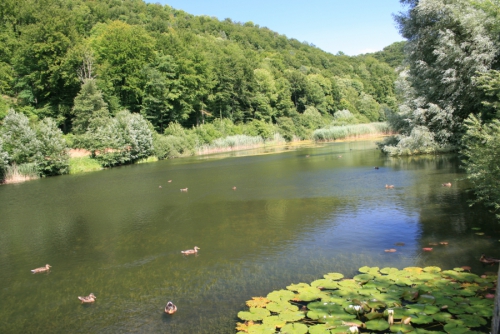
[[471, 227, 481, 230], [405, 304, 440, 315], [266, 289, 295, 302], [441, 270, 478, 283], [246, 297, 271, 308], [262, 315, 286, 328], [456, 314, 487, 327], [404, 267, 423, 274], [311, 278, 340, 290], [408, 313, 434, 324], [407, 329, 446, 333], [278, 310, 305, 322], [293, 286, 324, 301], [365, 318, 390, 331], [266, 301, 298, 313], [432, 311, 453, 322], [338, 279, 360, 289], [390, 323, 414, 333], [324, 273, 344, 280], [353, 273, 374, 283], [443, 320, 469, 333], [238, 307, 271, 321], [287, 283, 310, 291], [365, 311, 385, 320], [280, 323, 308, 334], [385, 307, 412, 319], [307, 301, 345, 313], [423, 266, 442, 273], [475, 232, 484, 235], [308, 324, 334, 334], [359, 266, 380, 275], [417, 294, 436, 304], [329, 325, 355, 334], [358, 287, 379, 296], [380, 267, 400, 275], [247, 323, 276, 334]]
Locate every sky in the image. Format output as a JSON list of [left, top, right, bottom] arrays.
[[151, 0, 408, 56]]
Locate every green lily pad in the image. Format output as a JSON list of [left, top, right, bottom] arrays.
[[409, 313, 434, 324], [365, 312, 385, 320], [308, 301, 344, 313], [366, 299, 387, 309], [432, 311, 453, 322], [381, 267, 401, 275], [324, 273, 344, 280], [338, 279, 360, 289], [385, 307, 412, 319], [417, 294, 436, 304], [280, 323, 308, 334], [311, 278, 340, 290], [443, 320, 469, 333], [266, 301, 298, 313], [404, 267, 423, 274], [441, 270, 478, 283], [353, 273, 374, 283], [329, 325, 355, 334], [407, 328, 445, 333], [365, 318, 390, 331], [294, 286, 324, 301], [423, 266, 442, 273], [390, 323, 414, 333], [471, 227, 481, 230], [266, 289, 295, 302], [278, 310, 306, 322], [405, 304, 440, 315], [247, 324, 276, 334], [262, 315, 286, 328], [287, 283, 310, 291], [456, 314, 487, 327], [359, 266, 380, 275], [238, 307, 271, 321], [308, 324, 335, 334], [358, 287, 379, 296]]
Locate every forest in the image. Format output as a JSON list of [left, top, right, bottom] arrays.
[[0, 0, 499, 220]]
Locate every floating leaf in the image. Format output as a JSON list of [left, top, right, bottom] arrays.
[[417, 294, 436, 304], [408, 313, 434, 325], [441, 270, 478, 283], [308, 324, 334, 334], [353, 273, 374, 283], [407, 328, 446, 333], [390, 323, 414, 333], [405, 304, 440, 315], [365, 318, 390, 331], [471, 227, 481, 230], [380, 267, 400, 275], [278, 310, 306, 322], [423, 266, 441, 273], [324, 273, 344, 280], [238, 307, 271, 321], [359, 266, 380, 275], [262, 315, 286, 329], [247, 323, 276, 334], [280, 323, 308, 334], [266, 301, 298, 313], [443, 320, 469, 333], [365, 312, 385, 320], [246, 297, 270, 308], [236, 321, 254, 332], [293, 286, 324, 301], [266, 289, 295, 302], [456, 314, 487, 327], [311, 278, 340, 290], [432, 311, 453, 322], [287, 283, 310, 291], [475, 232, 484, 235]]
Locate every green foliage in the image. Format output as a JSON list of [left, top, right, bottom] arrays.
[[72, 79, 109, 134], [370, 41, 407, 68], [313, 122, 390, 142], [68, 156, 101, 174], [35, 117, 69, 175], [237, 266, 496, 333], [461, 114, 500, 219], [1, 109, 41, 165]]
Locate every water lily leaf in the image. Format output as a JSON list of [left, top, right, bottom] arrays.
[[365, 318, 390, 331], [236, 321, 255, 332], [471, 227, 481, 230], [308, 324, 334, 334], [385, 307, 412, 319], [246, 297, 271, 308], [441, 271, 478, 283], [287, 283, 310, 291], [262, 315, 286, 328], [443, 320, 469, 333], [358, 287, 379, 296], [338, 279, 360, 289], [329, 325, 354, 334], [432, 311, 453, 322], [266, 289, 295, 302], [247, 323, 276, 334], [447, 304, 469, 315], [365, 312, 385, 320], [408, 328, 445, 333], [293, 286, 324, 301], [324, 273, 344, 280], [266, 301, 298, 313], [280, 323, 308, 334], [409, 313, 434, 324], [423, 266, 442, 273], [404, 267, 423, 274], [390, 323, 414, 333], [311, 279, 340, 290], [405, 304, 440, 315], [238, 307, 271, 321], [307, 301, 345, 313], [359, 266, 380, 275], [366, 299, 386, 309], [417, 294, 436, 304], [321, 295, 347, 305], [456, 314, 487, 327], [353, 273, 374, 283], [475, 232, 484, 235], [380, 267, 400, 275], [332, 288, 359, 299], [278, 310, 305, 322], [393, 277, 413, 286]]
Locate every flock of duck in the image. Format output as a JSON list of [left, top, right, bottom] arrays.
[[30, 245, 201, 314]]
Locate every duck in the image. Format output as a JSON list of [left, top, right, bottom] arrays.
[[168, 180, 172, 183], [385, 184, 394, 189], [374, 167, 379, 170], [180, 188, 188, 192], [181, 246, 200, 255], [164, 301, 177, 314], [31, 264, 51, 274], [479, 254, 500, 265], [78, 293, 96, 303], [232, 186, 237, 190], [442, 182, 452, 187]]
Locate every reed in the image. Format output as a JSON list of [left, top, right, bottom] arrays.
[[312, 122, 391, 142], [196, 133, 287, 155], [68, 156, 102, 174], [3, 163, 40, 184]]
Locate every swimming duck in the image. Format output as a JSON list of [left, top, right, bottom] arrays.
[[374, 167, 379, 170], [180, 188, 188, 192], [165, 301, 177, 314], [31, 264, 51, 274], [385, 184, 394, 189], [442, 182, 452, 187], [479, 254, 500, 265], [78, 293, 96, 303], [181, 246, 200, 255], [232, 186, 237, 190]]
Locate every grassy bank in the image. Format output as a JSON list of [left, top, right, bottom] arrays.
[[69, 156, 102, 174], [312, 122, 391, 142]]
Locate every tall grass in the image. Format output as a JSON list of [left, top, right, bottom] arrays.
[[3, 163, 40, 184], [69, 156, 102, 174], [196, 133, 286, 155], [312, 122, 391, 142]]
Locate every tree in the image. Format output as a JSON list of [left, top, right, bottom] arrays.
[[1, 109, 41, 165], [72, 79, 109, 134], [35, 117, 69, 175]]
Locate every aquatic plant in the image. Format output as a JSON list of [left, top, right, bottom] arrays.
[[312, 122, 391, 142], [236, 266, 496, 333]]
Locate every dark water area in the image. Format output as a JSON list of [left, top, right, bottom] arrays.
[[0, 140, 498, 333]]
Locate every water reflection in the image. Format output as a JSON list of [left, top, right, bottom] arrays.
[[0, 140, 498, 333]]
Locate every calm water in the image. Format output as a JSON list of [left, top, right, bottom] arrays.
[[0, 140, 498, 333]]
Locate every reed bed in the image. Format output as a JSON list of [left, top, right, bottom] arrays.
[[68, 156, 102, 174], [312, 122, 391, 142], [2, 163, 40, 184], [196, 133, 285, 155]]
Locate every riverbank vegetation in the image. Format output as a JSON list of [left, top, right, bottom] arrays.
[[0, 0, 402, 182]]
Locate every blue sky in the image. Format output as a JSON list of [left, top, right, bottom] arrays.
[[150, 1, 407, 56]]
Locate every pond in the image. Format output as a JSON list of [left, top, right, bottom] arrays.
[[0, 140, 498, 333]]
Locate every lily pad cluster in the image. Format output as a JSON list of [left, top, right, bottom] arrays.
[[236, 266, 497, 333]]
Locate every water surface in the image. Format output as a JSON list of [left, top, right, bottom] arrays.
[[0, 140, 498, 333]]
